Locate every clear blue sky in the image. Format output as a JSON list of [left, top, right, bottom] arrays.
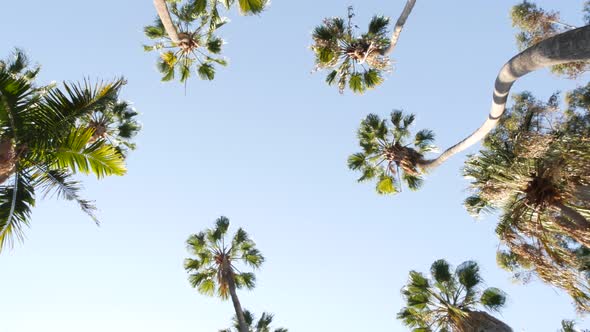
[[0, 0, 588, 331]]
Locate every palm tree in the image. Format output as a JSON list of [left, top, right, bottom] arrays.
[[184, 216, 264, 332], [397, 259, 511, 332], [311, 0, 416, 94], [511, 1, 588, 78], [219, 309, 288, 332], [81, 100, 141, 157], [146, 0, 227, 83], [559, 319, 590, 332], [0, 49, 136, 251], [215, 0, 268, 15], [148, 0, 268, 84], [347, 110, 436, 194], [464, 92, 590, 312]]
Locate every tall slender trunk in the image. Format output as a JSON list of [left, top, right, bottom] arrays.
[[381, 0, 416, 56], [420, 25, 590, 171], [458, 311, 513, 332], [223, 262, 249, 332], [153, 0, 182, 44]]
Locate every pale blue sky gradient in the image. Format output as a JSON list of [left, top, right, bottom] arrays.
[[0, 0, 589, 331]]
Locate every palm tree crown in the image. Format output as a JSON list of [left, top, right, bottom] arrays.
[[144, 0, 227, 83], [184, 216, 264, 297], [0, 49, 138, 251], [311, 7, 391, 94], [397, 259, 509, 332], [219, 309, 288, 332], [464, 91, 590, 312], [348, 110, 436, 194]]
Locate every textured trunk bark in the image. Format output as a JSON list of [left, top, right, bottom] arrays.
[[223, 262, 249, 332], [458, 311, 513, 332], [0, 139, 16, 185], [420, 25, 590, 171], [553, 201, 590, 230], [153, 0, 182, 44], [381, 0, 416, 56]]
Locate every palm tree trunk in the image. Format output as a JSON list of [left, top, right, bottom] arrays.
[[553, 202, 590, 247], [420, 25, 590, 171], [459, 311, 512, 332], [153, 0, 182, 44], [224, 264, 249, 332], [381, 0, 416, 56], [0, 139, 16, 185]]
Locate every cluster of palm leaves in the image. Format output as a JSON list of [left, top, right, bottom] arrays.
[[511, 0, 590, 78], [184, 216, 266, 332], [560, 319, 590, 332], [464, 91, 590, 312], [347, 111, 436, 194], [144, 0, 268, 83], [0, 49, 140, 250], [219, 310, 288, 332], [311, 8, 391, 94], [397, 259, 509, 332]]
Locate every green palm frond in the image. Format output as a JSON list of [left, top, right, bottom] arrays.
[[376, 175, 397, 194], [0, 172, 35, 251], [144, 19, 167, 39], [33, 167, 98, 224], [456, 261, 481, 289], [368, 15, 390, 36], [431, 259, 452, 283], [188, 268, 217, 295], [221, 309, 288, 332], [197, 63, 216, 80], [480, 287, 507, 311], [236, 0, 268, 15], [32, 79, 124, 143], [234, 272, 256, 289], [0, 48, 41, 82], [53, 128, 126, 178]]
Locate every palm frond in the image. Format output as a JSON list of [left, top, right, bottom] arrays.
[[53, 128, 126, 178], [0, 172, 35, 251], [33, 167, 98, 224]]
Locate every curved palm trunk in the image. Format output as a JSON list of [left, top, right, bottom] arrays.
[[153, 0, 182, 44], [458, 311, 512, 332], [420, 25, 590, 171], [223, 263, 249, 332], [381, 0, 416, 56]]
